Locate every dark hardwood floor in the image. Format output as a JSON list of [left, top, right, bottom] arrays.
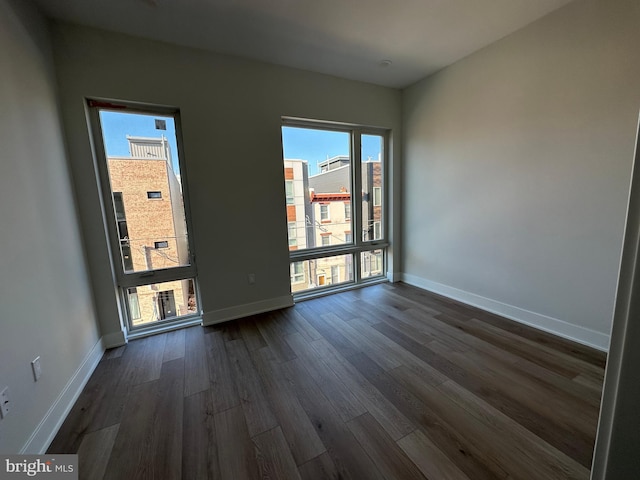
[[48, 283, 606, 479]]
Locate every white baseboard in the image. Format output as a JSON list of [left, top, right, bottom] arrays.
[[102, 329, 127, 348], [21, 337, 105, 454], [400, 273, 610, 352], [202, 295, 295, 326]]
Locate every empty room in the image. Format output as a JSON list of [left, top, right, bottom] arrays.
[[2, 0, 640, 478]]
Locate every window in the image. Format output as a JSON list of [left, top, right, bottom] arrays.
[[113, 192, 130, 241], [282, 123, 387, 296], [113, 192, 134, 271], [121, 242, 134, 272], [361, 250, 384, 278], [320, 204, 330, 222], [362, 134, 385, 244], [331, 265, 340, 284], [288, 222, 297, 247], [285, 181, 295, 205], [373, 187, 382, 206], [113, 192, 126, 223], [128, 288, 141, 320], [291, 262, 305, 284], [157, 290, 176, 320], [124, 279, 197, 325], [89, 101, 200, 332]]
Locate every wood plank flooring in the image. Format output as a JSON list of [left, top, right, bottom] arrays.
[[48, 283, 606, 480]]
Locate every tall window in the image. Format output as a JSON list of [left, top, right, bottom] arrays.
[[89, 101, 200, 333], [282, 121, 387, 296], [285, 180, 295, 205], [320, 204, 330, 221], [288, 222, 297, 247]]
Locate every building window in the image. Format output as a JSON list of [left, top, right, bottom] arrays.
[[147, 191, 162, 199], [373, 221, 382, 241], [345, 232, 352, 243], [285, 181, 295, 205], [361, 250, 384, 278], [344, 202, 351, 219], [321, 235, 331, 246], [288, 222, 297, 247], [320, 204, 329, 221], [157, 290, 176, 319], [113, 192, 129, 239], [331, 265, 340, 284], [128, 288, 141, 320], [373, 187, 382, 206], [154, 240, 169, 249], [291, 261, 305, 284], [113, 192, 133, 270], [121, 242, 134, 272]]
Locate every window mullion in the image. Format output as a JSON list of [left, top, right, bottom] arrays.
[[352, 129, 363, 283]]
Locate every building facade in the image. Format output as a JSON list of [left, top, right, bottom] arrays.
[[286, 155, 383, 292]]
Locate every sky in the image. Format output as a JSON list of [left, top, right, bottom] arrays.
[[282, 126, 382, 176], [99, 111, 181, 173], [99, 111, 382, 178]]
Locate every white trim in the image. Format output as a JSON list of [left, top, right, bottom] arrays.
[[20, 337, 105, 454], [400, 273, 610, 352], [102, 328, 127, 348], [202, 295, 294, 326]]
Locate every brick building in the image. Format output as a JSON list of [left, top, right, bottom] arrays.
[[108, 136, 194, 324]]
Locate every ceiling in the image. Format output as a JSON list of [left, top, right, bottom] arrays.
[[32, 0, 574, 88]]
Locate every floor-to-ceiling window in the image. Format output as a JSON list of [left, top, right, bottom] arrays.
[[281, 120, 388, 297], [88, 100, 200, 335]]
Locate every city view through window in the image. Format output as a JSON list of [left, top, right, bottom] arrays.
[[97, 109, 198, 328], [282, 125, 385, 294], [94, 109, 386, 326]]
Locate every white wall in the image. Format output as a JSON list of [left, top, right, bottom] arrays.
[[0, 0, 102, 453], [401, 0, 640, 350], [50, 23, 402, 340]]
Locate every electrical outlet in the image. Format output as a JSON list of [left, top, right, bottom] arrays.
[[0, 387, 9, 419], [31, 356, 42, 381]]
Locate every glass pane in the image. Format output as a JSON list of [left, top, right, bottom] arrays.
[[126, 279, 197, 327], [290, 254, 354, 293], [99, 110, 190, 273], [282, 127, 352, 251], [362, 134, 384, 242], [361, 250, 384, 279]]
